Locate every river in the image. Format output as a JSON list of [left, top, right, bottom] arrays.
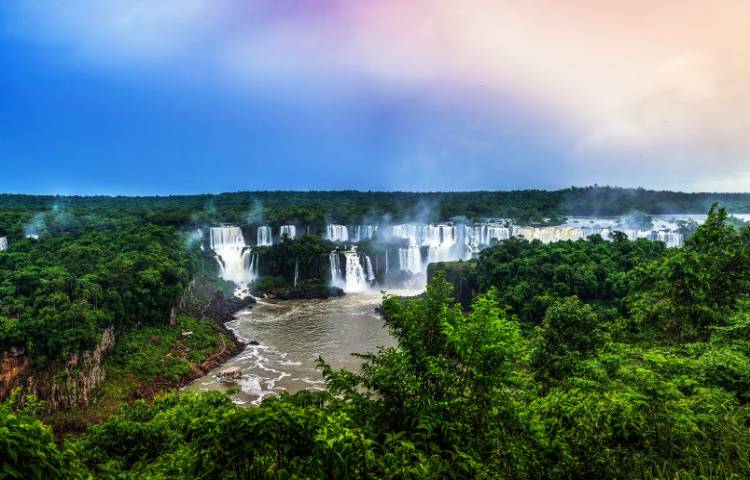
[[188, 289, 419, 404]]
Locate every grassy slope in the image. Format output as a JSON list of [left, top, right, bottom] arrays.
[[44, 313, 235, 435]]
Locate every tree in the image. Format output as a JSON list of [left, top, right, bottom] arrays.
[[531, 297, 604, 386]]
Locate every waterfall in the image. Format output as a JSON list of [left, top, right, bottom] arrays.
[[329, 249, 368, 292], [343, 251, 368, 292], [352, 225, 378, 242], [467, 224, 512, 248], [280, 225, 296, 240], [498, 225, 683, 248], [352, 225, 360, 243], [392, 224, 461, 273], [510, 227, 585, 243], [257, 226, 273, 246], [330, 251, 344, 289], [326, 225, 349, 242], [391, 220, 681, 276], [210, 226, 257, 285], [424, 224, 458, 264], [385, 250, 389, 275], [0, 236, 7, 251], [294, 258, 299, 287], [245, 252, 259, 281], [365, 255, 375, 282], [399, 245, 423, 274], [654, 231, 684, 248]]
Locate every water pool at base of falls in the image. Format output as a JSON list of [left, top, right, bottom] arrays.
[[187, 289, 419, 405]]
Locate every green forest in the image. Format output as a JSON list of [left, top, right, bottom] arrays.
[[1, 192, 750, 479], [2, 187, 750, 237]]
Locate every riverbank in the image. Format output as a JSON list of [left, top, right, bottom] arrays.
[[44, 283, 254, 437]]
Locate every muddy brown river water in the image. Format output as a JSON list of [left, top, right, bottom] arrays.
[[188, 290, 419, 404]]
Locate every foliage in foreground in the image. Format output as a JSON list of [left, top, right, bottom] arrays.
[[2, 206, 750, 479]]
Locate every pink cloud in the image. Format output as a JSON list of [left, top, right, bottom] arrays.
[[7, 0, 750, 190]]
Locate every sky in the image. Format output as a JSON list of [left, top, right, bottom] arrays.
[[0, 0, 749, 194]]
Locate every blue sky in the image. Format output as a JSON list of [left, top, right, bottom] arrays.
[[1, 1, 748, 194], [0, 29, 561, 195]]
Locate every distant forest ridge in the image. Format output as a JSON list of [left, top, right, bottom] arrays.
[[1, 187, 750, 227]]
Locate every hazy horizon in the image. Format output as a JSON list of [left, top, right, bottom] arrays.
[[2, 185, 750, 197]]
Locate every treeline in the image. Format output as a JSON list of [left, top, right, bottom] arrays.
[[2, 187, 750, 238], [0, 223, 195, 362], [3, 205, 750, 478]]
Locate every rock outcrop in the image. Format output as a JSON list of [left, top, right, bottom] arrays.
[[0, 347, 31, 399], [1, 327, 116, 412]]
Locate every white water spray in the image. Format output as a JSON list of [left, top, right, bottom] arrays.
[[210, 226, 258, 286], [330, 249, 369, 292], [257, 226, 273, 246]]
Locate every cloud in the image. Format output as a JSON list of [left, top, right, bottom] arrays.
[[4, 0, 750, 190], [5, 0, 221, 62]]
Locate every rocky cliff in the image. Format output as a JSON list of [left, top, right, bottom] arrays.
[[1, 327, 115, 412]]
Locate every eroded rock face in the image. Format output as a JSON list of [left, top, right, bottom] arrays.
[[3, 327, 116, 412], [0, 347, 31, 399]]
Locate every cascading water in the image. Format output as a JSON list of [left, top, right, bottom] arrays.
[[329, 251, 344, 289], [326, 225, 349, 242], [280, 225, 296, 240], [257, 226, 273, 246], [425, 224, 460, 264], [344, 251, 368, 292], [0, 236, 7, 251], [210, 226, 258, 286], [351, 225, 378, 242], [390, 221, 683, 279], [294, 258, 299, 287], [392, 224, 465, 274], [245, 252, 259, 280], [464, 223, 684, 249], [365, 256, 375, 282], [399, 245, 423, 274], [329, 249, 369, 292], [466, 225, 511, 249]]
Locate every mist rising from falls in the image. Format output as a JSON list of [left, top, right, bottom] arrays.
[[210, 226, 258, 287], [257, 226, 273, 246], [0, 236, 7, 251]]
